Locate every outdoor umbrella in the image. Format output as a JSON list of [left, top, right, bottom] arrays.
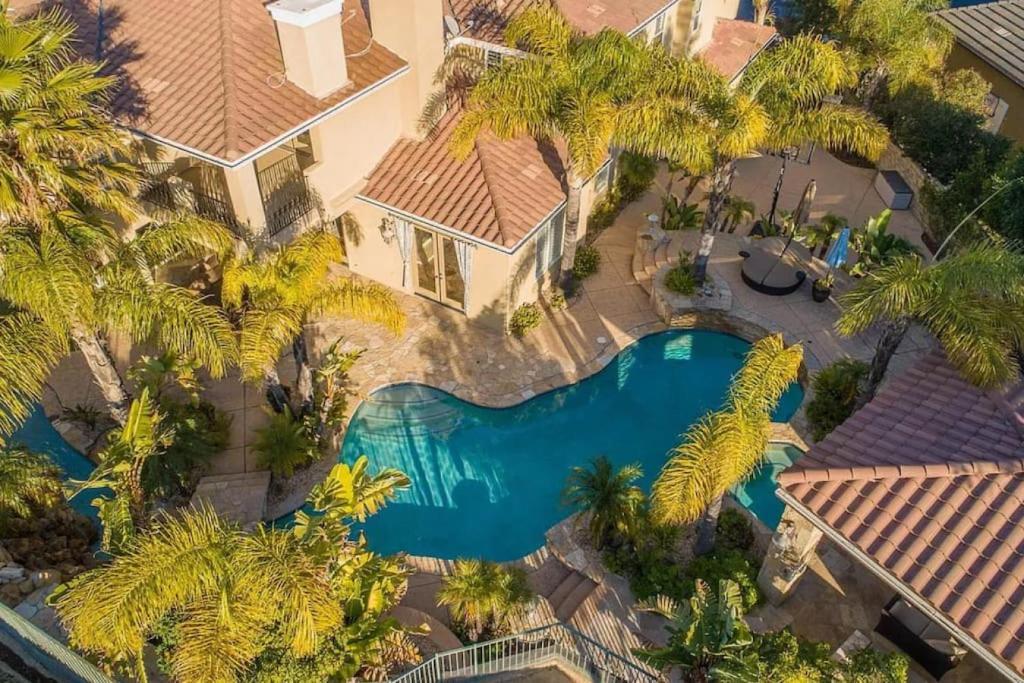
[[824, 227, 851, 271]]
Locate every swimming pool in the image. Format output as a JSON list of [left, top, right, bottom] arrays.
[[339, 330, 803, 561], [730, 442, 804, 529]]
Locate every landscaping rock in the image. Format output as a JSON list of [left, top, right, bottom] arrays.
[[13, 601, 38, 620], [0, 584, 22, 605], [0, 566, 25, 582], [17, 579, 35, 595], [0, 544, 13, 565]]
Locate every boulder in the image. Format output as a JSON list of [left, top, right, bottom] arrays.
[[17, 579, 34, 595], [0, 544, 13, 565], [0, 566, 25, 582], [0, 584, 22, 605]]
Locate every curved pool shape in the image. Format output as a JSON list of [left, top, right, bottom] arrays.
[[9, 408, 100, 522], [340, 330, 803, 561], [730, 443, 804, 529]]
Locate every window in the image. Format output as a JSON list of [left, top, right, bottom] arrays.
[[485, 49, 504, 70], [594, 162, 612, 195], [652, 11, 667, 46], [534, 207, 566, 279]]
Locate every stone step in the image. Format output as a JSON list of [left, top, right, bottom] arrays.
[[547, 571, 586, 610], [554, 576, 598, 623]]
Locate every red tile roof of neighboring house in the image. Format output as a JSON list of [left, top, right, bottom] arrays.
[[779, 350, 1024, 677], [445, 0, 672, 45], [360, 109, 568, 248], [10, 0, 407, 165], [696, 19, 777, 81]]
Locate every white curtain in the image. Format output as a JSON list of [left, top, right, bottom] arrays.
[[454, 239, 473, 311], [395, 217, 413, 287]]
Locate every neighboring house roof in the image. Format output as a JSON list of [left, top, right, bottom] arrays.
[[445, 0, 673, 45], [933, 0, 1024, 90], [9, 0, 408, 166], [360, 109, 568, 249], [778, 350, 1024, 679], [696, 19, 777, 82]]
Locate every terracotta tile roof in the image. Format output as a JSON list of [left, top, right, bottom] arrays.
[[779, 350, 1024, 677], [10, 0, 407, 165], [445, 0, 672, 45], [360, 108, 568, 248], [696, 19, 777, 81]]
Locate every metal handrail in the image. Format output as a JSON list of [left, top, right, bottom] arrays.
[[0, 603, 111, 682], [391, 622, 660, 683]]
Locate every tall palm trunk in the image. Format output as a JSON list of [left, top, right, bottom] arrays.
[[264, 368, 289, 414], [856, 317, 909, 410], [858, 66, 888, 112], [559, 170, 584, 277], [693, 493, 723, 556], [292, 333, 314, 417], [71, 327, 131, 425], [693, 159, 735, 284]]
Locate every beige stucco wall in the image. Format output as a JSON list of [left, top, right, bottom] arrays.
[[945, 44, 1024, 146]]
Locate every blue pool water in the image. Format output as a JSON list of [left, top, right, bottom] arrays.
[[7, 408, 100, 522], [731, 442, 804, 529], [339, 330, 803, 561]]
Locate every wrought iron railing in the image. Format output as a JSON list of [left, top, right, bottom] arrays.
[[0, 603, 111, 682], [140, 161, 242, 232], [391, 623, 660, 683], [255, 154, 319, 237]]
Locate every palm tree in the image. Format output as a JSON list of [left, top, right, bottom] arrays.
[[837, 0, 954, 110], [685, 35, 888, 283], [652, 335, 802, 554], [721, 196, 755, 234], [71, 389, 172, 552], [436, 559, 534, 641], [451, 5, 713, 275], [634, 581, 753, 682], [0, 214, 237, 426], [0, 312, 68, 436], [222, 228, 403, 415], [0, 446, 64, 524], [57, 459, 413, 682], [0, 3, 139, 226], [562, 456, 644, 549], [837, 245, 1024, 409]]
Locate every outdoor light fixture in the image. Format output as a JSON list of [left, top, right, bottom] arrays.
[[379, 215, 397, 244]]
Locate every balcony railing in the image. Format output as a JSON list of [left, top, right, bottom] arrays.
[[391, 623, 660, 683], [255, 154, 320, 237], [140, 162, 241, 233]]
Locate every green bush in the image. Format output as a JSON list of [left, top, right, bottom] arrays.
[[662, 195, 703, 231], [684, 549, 761, 611], [616, 152, 657, 202], [806, 359, 869, 441], [664, 264, 697, 295], [143, 400, 231, 498], [587, 190, 623, 234], [572, 244, 601, 280], [509, 302, 543, 338], [547, 288, 567, 310], [253, 408, 317, 478], [716, 508, 755, 554], [602, 514, 688, 601], [744, 628, 909, 682]]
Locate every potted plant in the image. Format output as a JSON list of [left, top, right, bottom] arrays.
[[812, 272, 834, 302]]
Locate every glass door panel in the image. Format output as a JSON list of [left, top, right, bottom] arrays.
[[414, 228, 438, 295], [440, 237, 465, 308]]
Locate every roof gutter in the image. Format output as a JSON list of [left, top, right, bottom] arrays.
[[776, 487, 1024, 683], [626, 0, 679, 38], [727, 30, 780, 86], [125, 65, 411, 170]]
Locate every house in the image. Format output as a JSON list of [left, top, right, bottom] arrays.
[[759, 350, 1024, 682], [10, 0, 774, 330], [934, 0, 1024, 144]]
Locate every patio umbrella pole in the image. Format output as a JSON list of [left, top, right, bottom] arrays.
[[766, 155, 788, 228]]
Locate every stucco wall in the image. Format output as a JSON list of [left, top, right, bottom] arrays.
[[945, 44, 1024, 146]]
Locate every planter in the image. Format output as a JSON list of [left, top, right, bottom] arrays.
[[811, 279, 832, 303]]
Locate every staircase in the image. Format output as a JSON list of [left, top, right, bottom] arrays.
[[632, 231, 689, 295], [529, 558, 599, 624]]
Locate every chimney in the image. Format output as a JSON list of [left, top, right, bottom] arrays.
[[267, 0, 350, 98]]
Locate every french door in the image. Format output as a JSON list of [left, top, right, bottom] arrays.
[[413, 226, 465, 309]]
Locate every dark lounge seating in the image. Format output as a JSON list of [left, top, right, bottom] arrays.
[[875, 596, 966, 680], [740, 237, 808, 296]]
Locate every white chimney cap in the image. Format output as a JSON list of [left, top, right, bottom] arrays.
[[267, 0, 343, 28]]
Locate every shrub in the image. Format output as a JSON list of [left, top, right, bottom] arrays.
[[985, 149, 1024, 243], [748, 628, 909, 682], [662, 195, 703, 231], [253, 408, 317, 478], [716, 508, 755, 554], [547, 288, 567, 310], [572, 244, 601, 280], [587, 189, 622, 234], [616, 152, 657, 202], [143, 400, 231, 498], [665, 264, 697, 296], [684, 549, 761, 611], [509, 302, 543, 338], [806, 359, 869, 441]]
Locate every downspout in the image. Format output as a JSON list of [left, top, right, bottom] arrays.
[[776, 488, 1024, 683]]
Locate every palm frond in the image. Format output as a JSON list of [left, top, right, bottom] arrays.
[[0, 312, 68, 438], [0, 446, 63, 518]]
